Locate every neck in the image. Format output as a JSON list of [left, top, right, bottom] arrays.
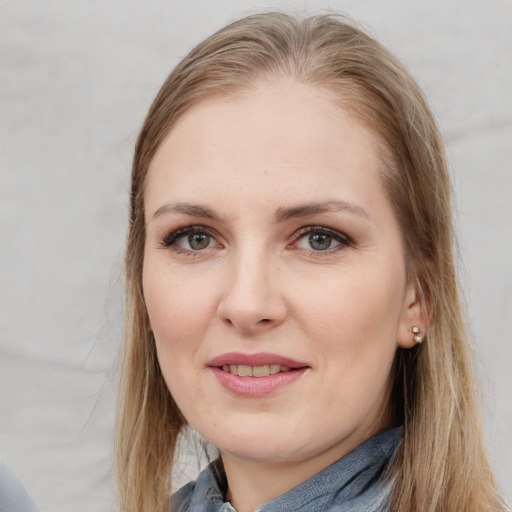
[[223, 457, 315, 512], [221, 428, 377, 512]]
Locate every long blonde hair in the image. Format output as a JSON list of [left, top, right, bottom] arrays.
[[115, 12, 507, 512]]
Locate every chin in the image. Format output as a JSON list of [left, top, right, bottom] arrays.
[[197, 423, 299, 463], [209, 425, 333, 466], [219, 441, 307, 465]]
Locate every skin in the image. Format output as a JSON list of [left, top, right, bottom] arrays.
[[143, 79, 423, 512]]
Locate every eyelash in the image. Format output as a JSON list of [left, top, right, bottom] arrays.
[[291, 225, 353, 257], [159, 224, 353, 257], [160, 225, 215, 252]]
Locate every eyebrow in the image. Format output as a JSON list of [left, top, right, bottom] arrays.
[[274, 200, 370, 222], [152, 199, 370, 223], [152, 202, 222, 221]]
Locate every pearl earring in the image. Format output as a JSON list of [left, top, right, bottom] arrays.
[[410, 326, 423, 344]]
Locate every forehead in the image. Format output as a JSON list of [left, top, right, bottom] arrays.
[[145, 79, 387, 215]]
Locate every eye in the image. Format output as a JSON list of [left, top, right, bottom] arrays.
[[293, 226, 351, 252], [179, 232, 213, 250], [307, 232, 334, 251], [162, 226, 218, 252]]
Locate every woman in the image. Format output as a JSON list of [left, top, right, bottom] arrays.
[[115, 12, 508, 512]]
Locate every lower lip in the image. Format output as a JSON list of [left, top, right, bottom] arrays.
[[210, 367, 308, 397]]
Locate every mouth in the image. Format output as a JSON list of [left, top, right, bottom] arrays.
[[209, 352, 309, 373], [220, 364, 293, 377], [208, 352, 309, 396]]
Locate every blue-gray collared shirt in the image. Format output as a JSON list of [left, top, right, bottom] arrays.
[[171, 427, 401, 512]]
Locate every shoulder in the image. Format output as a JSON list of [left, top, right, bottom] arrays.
[[0, 459, 41, 512]]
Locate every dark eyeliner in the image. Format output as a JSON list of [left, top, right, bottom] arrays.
[[160, 226, 212, 249], [295, 225, 354, 248]]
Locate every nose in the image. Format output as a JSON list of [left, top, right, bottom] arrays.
[[217, 250, 287, 335]]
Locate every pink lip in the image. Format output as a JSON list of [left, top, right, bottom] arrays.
[[208, 352, 310, 397], [208, 352, 308, 368]]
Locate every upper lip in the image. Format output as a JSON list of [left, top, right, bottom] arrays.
[[208, 352, 309, 368]]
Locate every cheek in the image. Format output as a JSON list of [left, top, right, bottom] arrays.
[[142, 264, 218, 414], [143, 262, 218, 358], [297, 269, 405, 334], [293, 263, 406, 355], [294, 268, 402, 424]]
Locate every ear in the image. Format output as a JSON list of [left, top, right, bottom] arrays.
[[397, 280, 429, 349]]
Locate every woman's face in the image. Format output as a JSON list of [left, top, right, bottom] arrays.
[[143, 79, 420, 471]]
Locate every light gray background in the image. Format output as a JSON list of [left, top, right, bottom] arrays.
[[1, 1, 511, 510]]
